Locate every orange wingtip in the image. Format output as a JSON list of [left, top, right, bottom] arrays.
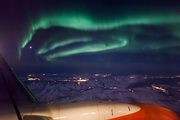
[[109, 103, 180, 120]]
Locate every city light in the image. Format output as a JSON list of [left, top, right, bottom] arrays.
[[152, 84, 166, 93], [28, 78, 40, 81]]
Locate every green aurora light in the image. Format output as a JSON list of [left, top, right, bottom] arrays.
[[19, 6, 180, 60], [45, 37, 128, 61]]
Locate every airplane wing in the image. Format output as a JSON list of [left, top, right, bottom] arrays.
[[0, 54, 39, 120], [0, 54, 179, 120]]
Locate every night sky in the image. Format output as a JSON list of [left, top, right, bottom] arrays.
[[1, 0, 180, 75]]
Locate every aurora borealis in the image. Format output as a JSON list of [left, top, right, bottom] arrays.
[[1, 0, 180, 74], [20, 1, 180, 61]]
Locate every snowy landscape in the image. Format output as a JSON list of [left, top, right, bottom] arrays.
[[21, 73, 180, 116]]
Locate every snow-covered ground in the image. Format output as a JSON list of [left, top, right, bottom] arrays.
[[23, 74, 180, 116]]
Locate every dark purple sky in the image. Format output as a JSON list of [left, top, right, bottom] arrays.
[[1, 0, 180, 75]]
